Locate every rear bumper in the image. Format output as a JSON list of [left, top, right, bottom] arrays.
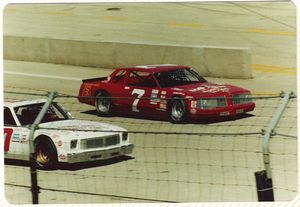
[[66, 144, 134, 163]]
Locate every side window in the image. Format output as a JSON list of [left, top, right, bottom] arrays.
[[41, 104, 66, 123], [128, 71, 157, 87], [4, 107, 17, 126], [14, 104, 42, 126], [111, 70, 126, 84]]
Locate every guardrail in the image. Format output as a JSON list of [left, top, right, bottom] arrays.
[[4, 36, 252, 79]]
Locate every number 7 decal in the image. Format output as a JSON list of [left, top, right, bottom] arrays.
[[4, 128, 13, 152], [131, 89, 145, 112]]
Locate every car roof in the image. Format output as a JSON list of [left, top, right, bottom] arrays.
[[4, 99, 48, 108], [117, 64, 190, 73]]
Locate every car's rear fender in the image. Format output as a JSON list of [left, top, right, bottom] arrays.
[[93, 89, 111, 104], [94, 89, 109, 96]]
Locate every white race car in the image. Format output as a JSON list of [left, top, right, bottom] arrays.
[[3, 99, 134, 169]]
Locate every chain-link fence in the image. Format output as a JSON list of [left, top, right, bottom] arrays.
[[3, 87, 297, 204]]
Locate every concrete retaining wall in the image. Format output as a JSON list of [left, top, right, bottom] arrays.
[[4, 35, 252, 78]]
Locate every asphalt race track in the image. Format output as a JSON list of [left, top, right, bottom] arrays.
[[3, 2, 298, 204]]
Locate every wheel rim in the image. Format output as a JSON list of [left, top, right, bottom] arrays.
[[171, 101, 184, 120], [96, 95, 110, 113], [36, 146, 50, 165]]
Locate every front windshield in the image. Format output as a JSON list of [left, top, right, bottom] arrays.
[[154, 68, 207, 88], [14, 102, 71, 126]]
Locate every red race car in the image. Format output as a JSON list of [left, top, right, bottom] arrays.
[[78, 64, 255, 123]]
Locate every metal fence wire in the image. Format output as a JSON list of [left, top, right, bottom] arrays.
[[3, 87, 297, 204]]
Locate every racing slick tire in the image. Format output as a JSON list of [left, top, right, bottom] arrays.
[[95, 91, 113, 116], [168, 97, 188, 124], [35, 138, 58, 170]]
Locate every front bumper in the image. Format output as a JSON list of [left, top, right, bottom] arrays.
[[190, 103, 255, 118], [66, 144, 134, 163]]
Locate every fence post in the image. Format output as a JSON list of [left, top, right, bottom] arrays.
[[255, 91, 294, 201], [28, 92, 57, 204]]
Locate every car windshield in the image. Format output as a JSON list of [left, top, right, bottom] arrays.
[[154, 68, 207, 88], [14, 102, 71, 126]]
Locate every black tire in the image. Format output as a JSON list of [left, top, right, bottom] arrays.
[[95, 91, 113, 116], [35, 139, 57, 170], [168, 97, 188, 124]]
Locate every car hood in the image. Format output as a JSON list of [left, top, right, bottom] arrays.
[[170, 82, 250, 97], [39, 119, 126, 132]]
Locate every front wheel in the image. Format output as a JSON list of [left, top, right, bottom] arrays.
[[168, 98, 188, 124], [95, 91, 113, 116], [35, 139, 57, 170]]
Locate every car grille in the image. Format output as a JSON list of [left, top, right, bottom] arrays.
[[81, 134, 120, 149], [216, 98, 227, 107]]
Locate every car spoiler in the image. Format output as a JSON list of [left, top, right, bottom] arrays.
[[82, 77, 107, 83]]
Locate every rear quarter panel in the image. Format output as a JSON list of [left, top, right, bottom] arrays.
[[78, 81, 111, 105]]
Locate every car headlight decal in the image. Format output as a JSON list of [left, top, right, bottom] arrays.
[[233, 93, 252, 104], [70, 139, 78, 149], [197, 97, 227, 109], [122, 132, 128, 141]]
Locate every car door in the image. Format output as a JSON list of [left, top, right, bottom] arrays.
[[123, 71, 160, 115]]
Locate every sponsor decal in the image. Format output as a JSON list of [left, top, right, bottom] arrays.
[[191, 101, 197, 108], [20, 135, 28, 143], [12, 134, 20, 142], [59, 154, 66, 160], [161, 91, 167, 95], [150, 89, 159, 104], [172, 88, 184, 91], [190, 85, 229, 93], [160, 103, 167, 109], [124, 86, 130, 90], [82, 85, 92, 96], [156, 108, 166, 111], [173, 92, 185, 95], [58, 140, 63, 147], [185, 96, 194, 101], [160, 99, 167, 105]]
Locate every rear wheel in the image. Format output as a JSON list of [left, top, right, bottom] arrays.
[[35, 139, 57, 170], [95, 91, 113, 116], [168, 98, 188, 123]]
